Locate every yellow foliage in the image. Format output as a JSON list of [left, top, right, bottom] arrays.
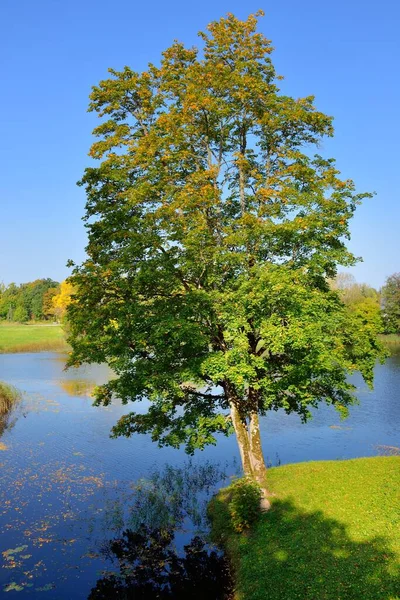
[[52, 281, 75, 322]]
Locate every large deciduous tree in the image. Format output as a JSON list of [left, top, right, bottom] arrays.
[[67, 12, 384, 486]]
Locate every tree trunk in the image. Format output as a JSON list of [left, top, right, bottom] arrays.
[[229, 402, 253, 476], [229, 403, 267, 484], [229, 401, 271, 510], [249, 411, 268, 484]]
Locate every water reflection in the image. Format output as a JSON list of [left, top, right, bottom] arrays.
[[374, 444, 400, 456], [0, 454, 232, 597], [89, 526, 233, 600], [0, 352, 399, 598], [88, 463, 235, 599], [58, 379, 97, 397], [120, 461, 233, 534]]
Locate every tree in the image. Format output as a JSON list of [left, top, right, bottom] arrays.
[[42, 286, 59, 320], [330, 273, 380, 307], [51, 280, 75, 323], [330, 274, 383, 332], [381, 273, 400, 334], [67, 12, 384, 487], [0, 283, 19, 320], [13, 303, 29, 323], [22, 278, 59, 321]]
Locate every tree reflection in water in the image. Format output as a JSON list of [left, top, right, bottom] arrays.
[[88, 524, 233, 599], [89, 461, 235, 598]]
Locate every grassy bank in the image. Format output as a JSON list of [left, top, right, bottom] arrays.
[[210, 457, 400, 600], [0, 324, 69, 353], [379, 334, 400, 351]]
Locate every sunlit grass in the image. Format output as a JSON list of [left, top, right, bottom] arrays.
[[0, 381, 20, 416], [0, 381, 21, 443], [379, 334, 400, 350], [209, 457, 400, 600], [0, 324, 69, 353]]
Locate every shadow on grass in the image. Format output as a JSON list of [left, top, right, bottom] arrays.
[[88, 525, 233, 600], [211, 497, 400, 600]]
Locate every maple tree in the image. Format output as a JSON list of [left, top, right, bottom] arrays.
[[67, 12, 384, 486]]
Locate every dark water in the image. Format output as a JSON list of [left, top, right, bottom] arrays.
[[0, 351, 399, 598]]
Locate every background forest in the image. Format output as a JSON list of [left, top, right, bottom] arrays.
[[1, 273, 399, 334], [0, 279, 73, 323]]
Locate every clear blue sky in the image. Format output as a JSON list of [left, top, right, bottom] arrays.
[[1, 0, 399, 289]]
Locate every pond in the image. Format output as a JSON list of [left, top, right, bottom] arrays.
[[0, 351, 399, 598]]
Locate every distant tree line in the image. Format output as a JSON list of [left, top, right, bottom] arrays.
[[381, 273, 400, 334], [0, 279, 59, 322], [0, 278, 74, 323], [0, 273, 398, 333], [331, 272, 400, 335]]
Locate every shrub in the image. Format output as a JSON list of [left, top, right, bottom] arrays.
[[228, 478, 261, 532]]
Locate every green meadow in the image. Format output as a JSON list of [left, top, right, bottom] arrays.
[[210, 457, 400, 600], [0, 324, 69, 354]]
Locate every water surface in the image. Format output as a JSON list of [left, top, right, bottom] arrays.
[[0, 351, 399, 598]]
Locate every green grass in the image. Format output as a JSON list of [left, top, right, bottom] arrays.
[[379, 334, 400, 350], [0, 381, 20, 416], [0, 381, 21, 442], [0, 323, 69, 353], [209, 457, 400, 600]]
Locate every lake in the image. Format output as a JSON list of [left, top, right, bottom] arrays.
[[0, 351, 399, 598]]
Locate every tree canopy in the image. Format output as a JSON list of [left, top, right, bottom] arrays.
[[67, 12, 385, 482], [330, 273, 383, 333], [51, 280, 75, 323], [0, 278, 59, 322], [381, 273, 400, 334]]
